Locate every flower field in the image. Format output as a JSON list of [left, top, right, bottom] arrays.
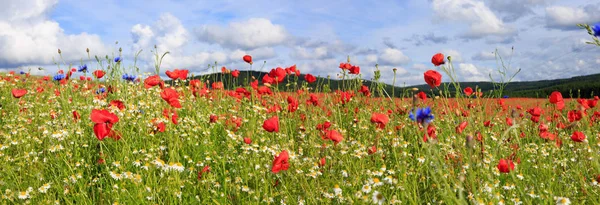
[[1, 25, 600, 204]]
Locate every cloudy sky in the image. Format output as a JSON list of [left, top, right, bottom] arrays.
[[1, 0, 599, 85]]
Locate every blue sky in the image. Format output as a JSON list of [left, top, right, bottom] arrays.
[[1, 0, 599, 85]]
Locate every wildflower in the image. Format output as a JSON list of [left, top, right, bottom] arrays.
[[464, 87, 473, 96], [18, 191, 30, 200], [243, 55, 252, 64], [571, 131, 586, 142], [53, 73, 66, 81], [262, 116, 280, 133], [11, 89, 27, 98], [497, 159, 515, 173], [90, 109, 119, 140], [555, 197, 571, 205], [160, 88, 182, 108], [372, 191, 385, 205], [231, 69, 240, 78], [409, 107, 434, 125], [165, 69, 189, 80], [323, 130, 343, 145], [96, 87, 106, 94], [114, 56, 122, 62], [593, 22, 600, 37], [122, 74, 136, 82], [272, 150, 290, 173], [370, 113, 389, 129], [305, 74, 317, 83], [144, 75, 164, 89], [93, 70, 105, 79], [362, 184, 372, 193], [549, 91, 565, 110], [78, 64, 88, 72], [333, 184, 342, 196], [431, 53, 445, 66]]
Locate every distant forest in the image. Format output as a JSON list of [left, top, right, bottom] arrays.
[[182, 71, 600, 99]]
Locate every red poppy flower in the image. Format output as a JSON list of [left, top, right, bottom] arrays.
[[263, 116, 279, 133], [567, 110, 583, 122], [339, 63, 352, 70], [243, 55, 253, 64], [243, 137, 252, 144], [497, 159, 515, 173], [506, 117, 513, 126], [271, 150, 289, 173], [90, 109, 119, 140], [93, 70, 105, 79], [287, 96, 299, 113], [198, 165, 211, 179], [370, 113, 389, 129], [359, 85, 371, 97], [417, 91, 427, 101], [160, 88, 182, 108], [305, 74, 317, 83], [571, 131, 585, 142], [231, 69, 240, 78], [463, 87, 473, 96], [110, 100, 125, 110], [423, 124, 437, 142], [483, 120, 493, 127], [144, 75, 164, 89], [73, 110, 81, 120], [323, 130, 343, 145], [209, 114, 218, 123], [549, 91, 565, 110], [268, 67, 286, 83], [368, 145, 377, 155], [431, 53, 445, 66], [424, 70, 442, 88], [11, 89, 27, 98], [165, 69, 189, 80], [349, 65, 360, 74], [307, 94, 320, 106], [456, 121, 468, 134]]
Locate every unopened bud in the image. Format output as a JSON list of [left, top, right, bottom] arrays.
[[86, 48, 89, 53], [57, 49, 61, 54], [466, 135, 476, 149]]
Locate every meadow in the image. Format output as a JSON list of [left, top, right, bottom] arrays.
[[0, 24, 599, 205]]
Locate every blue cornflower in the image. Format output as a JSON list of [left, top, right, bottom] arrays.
[[19, 71, 26, 75], [503, 95, 509, 99], [114, 56, 122, 63], [78, 64, 88, 72], [409, 106, 435, 125], [592, 22, 600, 37], [122, 73, 136, 82], [53, 74, 65, 81], [96, 87, 106, 94]]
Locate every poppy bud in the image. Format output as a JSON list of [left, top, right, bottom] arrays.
[[58, 48, 61, 54], [466, 135, 476, 149]]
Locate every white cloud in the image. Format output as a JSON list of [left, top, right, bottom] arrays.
[[229, 47, 276, 63], [458, 63, 490, 81], [0, 0, 108, 67], [441, 49, 463, 62], [195, 18, 289, 50], [545, 4, 600, 30], [365, 54, 378, 64], [379, 48, 411, 65], [130, 13, 230, 73], [432, 0, 514, 38], [412, 63, 430, 71], [290, 46, 329, 60]]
